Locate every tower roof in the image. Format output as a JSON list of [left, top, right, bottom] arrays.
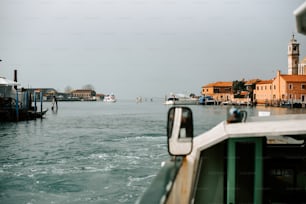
[[289, 34, 299, 44]]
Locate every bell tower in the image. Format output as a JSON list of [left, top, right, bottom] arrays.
[[288, 34, 299, 75]]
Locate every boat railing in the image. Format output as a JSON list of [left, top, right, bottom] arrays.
[[136, 157, 183, 204]]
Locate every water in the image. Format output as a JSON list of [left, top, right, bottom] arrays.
[[1, 101, 306, 204]]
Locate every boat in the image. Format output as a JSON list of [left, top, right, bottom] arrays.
[[137, 106, 306, 204], [103, 93, 116, 103], [198, 95, 217, 105], [0, 75, 48, 122], [164, 93, 198, 105]]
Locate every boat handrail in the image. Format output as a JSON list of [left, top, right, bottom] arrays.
[[136, 157, 183, 204]]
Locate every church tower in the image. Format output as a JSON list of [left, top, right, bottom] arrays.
[[288, 34, 299, 75]]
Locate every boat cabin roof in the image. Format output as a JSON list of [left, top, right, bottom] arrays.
[[193, 114, 306, 155]]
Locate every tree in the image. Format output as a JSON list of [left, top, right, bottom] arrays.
[[189, 93, 196, 98], [64, 86, 73, 93], [233, 80, 246, 94], [82, 84, 95, 90]]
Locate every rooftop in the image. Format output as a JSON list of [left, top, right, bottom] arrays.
[[203, 81, 233, 88]]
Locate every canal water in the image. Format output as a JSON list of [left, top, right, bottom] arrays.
[[1, 100, 305, 204]]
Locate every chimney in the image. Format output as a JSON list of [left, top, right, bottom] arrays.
[[14, 69, 17, 90]]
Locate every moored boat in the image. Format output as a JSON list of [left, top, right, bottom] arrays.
[[137, 107, 306, 204], [198, 95, 217, 105], [0, 75, 48, 122], [104, 93, 116, 103], [164, 93, 198, 105]]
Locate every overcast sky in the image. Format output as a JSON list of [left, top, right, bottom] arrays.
[[0, 0, 305, 99]]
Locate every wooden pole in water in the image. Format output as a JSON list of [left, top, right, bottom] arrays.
[[34, 91, 37, 113], [40, 91, 43, 118], [15, 91, 19, 121], [25, 91, 28, 110]]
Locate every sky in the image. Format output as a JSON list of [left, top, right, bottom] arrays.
[[0, 0, 305, 99]]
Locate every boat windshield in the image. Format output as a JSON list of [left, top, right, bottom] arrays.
[[193, 137, 306, 203]]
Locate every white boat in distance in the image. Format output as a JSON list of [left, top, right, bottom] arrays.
[[103, 93, 116, 103], [164, 93, 198, 105]]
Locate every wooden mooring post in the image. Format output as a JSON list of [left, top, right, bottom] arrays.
[[15, 91, 19, 121]]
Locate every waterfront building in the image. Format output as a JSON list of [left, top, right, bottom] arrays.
[[71, 89, 96, 101], [253, 35, 306, 106], [201, 35, 306, 106], [201, 81, 233, 103], [253, 80, 273, 105]]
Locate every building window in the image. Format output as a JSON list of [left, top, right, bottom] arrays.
[[302, 95, 305, 102], [274, 85, 276, 90], [289, 84, 293, 90], [214, 88, 220, 93], [301, 84, 306, 90]]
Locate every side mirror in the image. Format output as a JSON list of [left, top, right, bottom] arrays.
[[167, 107, 193, 156]]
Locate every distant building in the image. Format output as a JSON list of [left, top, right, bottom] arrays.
[[71, 89, 96, 100], [299, 57, 306, 75], [201, 35, 306, 106], [253, 80, 274, 105], [288, 35, 300, 75], [253, 35, 306, 106], [202, 81, 233, 102]]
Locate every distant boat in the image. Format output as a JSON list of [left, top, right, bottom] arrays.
[[164, 93, 198, 105], [104, 93, 116, 103], [198, 95, 217, 105], [136, 96, 143, 103]]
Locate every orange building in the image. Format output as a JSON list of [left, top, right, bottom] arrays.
[[202, 81, 233, 102], [253, 80, 273, 104], [253, 35, 306, 106]]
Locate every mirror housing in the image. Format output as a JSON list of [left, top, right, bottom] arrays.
[[167, 107, 193, 156]]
